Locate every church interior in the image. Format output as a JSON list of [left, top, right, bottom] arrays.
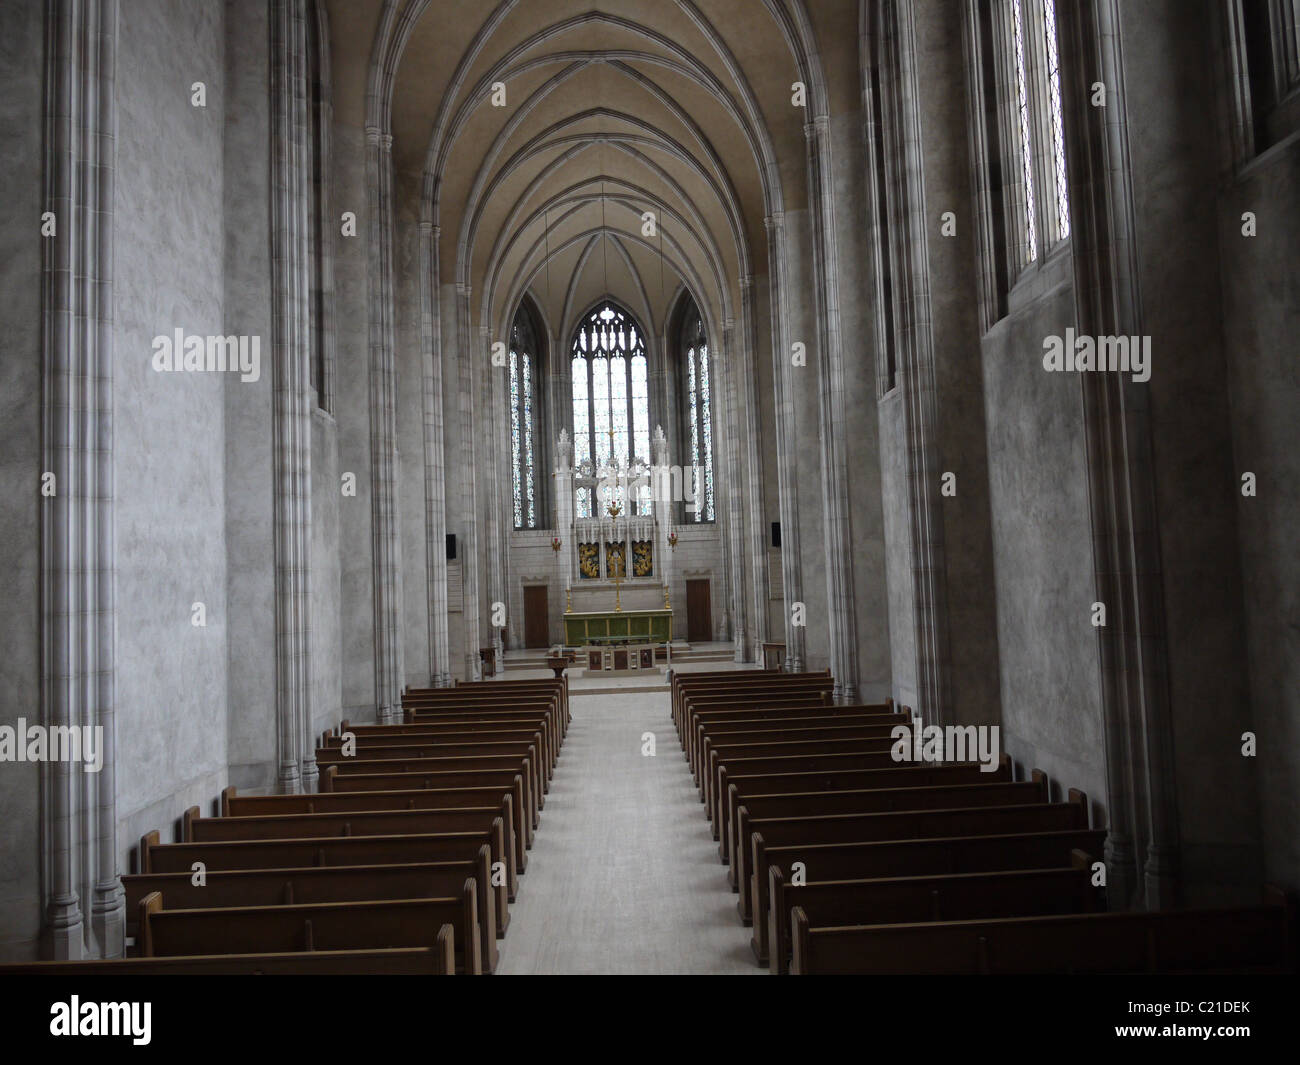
[[0, 0, 1297, 985]]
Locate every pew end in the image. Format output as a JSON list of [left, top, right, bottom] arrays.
[[181, 805, 201, 842], [1030, 769, 1047, 800], [137, 891, 163, 958], [1066, 788, 1088, 827], [768, 865, 789, 974], [137, 829, 161, 874], [433, 924, 455, 975], [220, 786, 236, 817], [789, 906, 811, 975]]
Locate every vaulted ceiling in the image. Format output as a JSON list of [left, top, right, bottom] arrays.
[[326, 0, 860, 346]]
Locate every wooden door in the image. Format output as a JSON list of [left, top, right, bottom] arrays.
[[523, 586, 550, 648], [685, 579, 712, 644]]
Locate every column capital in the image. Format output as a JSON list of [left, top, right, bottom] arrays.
[[764, 212, 784, 232], [365, 125, 394, 151], [739, 274, 754, 290]]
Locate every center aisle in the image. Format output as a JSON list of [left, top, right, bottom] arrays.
[[496, 682, 762, 975]]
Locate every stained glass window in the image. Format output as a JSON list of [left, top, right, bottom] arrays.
[[1043, 0, 1070, 241], [570, 302, 651, 517], [1011, 0, 1038, 263], [509, 306, 542, 529], [680, 305, 715, 523]]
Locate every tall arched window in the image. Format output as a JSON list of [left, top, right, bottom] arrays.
[[679, 305, 715, 523], [570, 302, 650, 518], [510, 306, 543, 529]]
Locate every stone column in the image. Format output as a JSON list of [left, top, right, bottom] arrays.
[[764, 213, 805, 673], [456, 284, 482, 680], [41, 0, 124, 959], [718, 320, 747, 661], [482, 322, 506, 663], [739, 277, 769, 662], [272, 0, 315, 782], [805, 115, 859, 702], [1059, 0, 1180, 909], [420, 222, 452, 686]]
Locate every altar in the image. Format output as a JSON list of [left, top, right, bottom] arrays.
[[563, 607, 673, 648], [551, 426, 684, 659]]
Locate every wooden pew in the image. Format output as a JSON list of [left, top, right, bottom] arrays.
[[687, 704, 901, 768], [670, 670, 830, 730], [407, 679, 569, 728], [699, 723, 903, 789], [321, 725, 554, 777], [181, 803, 521, 883], [393, 700, 566, 749], [339, 711, 563, 762], [731, 776, 1049, 895], [0, 944, 455, 975], [790, 890, 1297, 974], [124, 847, 499, 972], [686, 704, 901, 770], [318, 741, 545, 802], [138, 825, 512, 933], [718, 756, 1011, 858], [768, 850, 1098, 973], [319, 764, 538, 824], [747, 792, 1090, 962], [224, 778, 532, 846], [705, 739, 899, 816], [137, 890, 483, 975], [711, 750, 936, 831], [671, 671, 832, 732]]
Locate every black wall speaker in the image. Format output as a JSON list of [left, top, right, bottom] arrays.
[[446, 534, 457, 560], [771, 522, 781, 549]]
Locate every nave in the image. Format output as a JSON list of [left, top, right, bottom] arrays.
[[3, 663, 1293, 977]]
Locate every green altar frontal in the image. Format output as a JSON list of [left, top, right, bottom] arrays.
[[564, 608, 672, 646]]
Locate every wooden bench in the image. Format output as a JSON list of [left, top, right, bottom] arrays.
[[343, 710, 563, 760], [768, 851, 1098, 973], [137, 890, 483, 974], [318, 741, 545, 802], [395, 700, 566, 748], [731, 776, 1050, 894], [224, 778, 532, 845], [670, 670, 829, 730], [671, 671, 832, 732], [182, 803, 521, 883], [717, 756, 1011, 857], [747, 793, 1090, 961], [687, 706, 902, 771], [711, 749, 925, 830], [699, 723, 904, 789], [138, 826, 512, 933], [790, 890, 1297, 974], [323, 728, 553, 780], [319, 762, 538, 823], [704, 738, 899, 817], [124, 848, 498, 972]]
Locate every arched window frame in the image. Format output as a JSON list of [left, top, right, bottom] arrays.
[[962, 0, 1072, 324], [677, 302, 716, 524], [510, 302, 546, 530], [569, 301, 652, 519]]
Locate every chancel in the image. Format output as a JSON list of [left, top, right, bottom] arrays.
[[0, 0, 1296, 995]]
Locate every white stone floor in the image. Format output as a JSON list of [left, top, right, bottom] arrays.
[[495, 672, 763, 975]]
